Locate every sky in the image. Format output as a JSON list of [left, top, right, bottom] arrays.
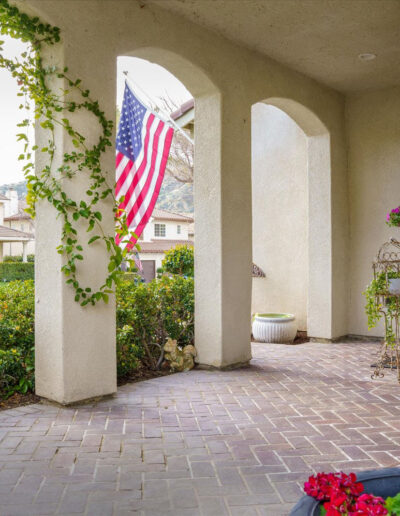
[[0, 35, 192, 186]]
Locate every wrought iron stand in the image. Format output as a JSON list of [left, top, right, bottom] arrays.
[[371, 238, 400, 382]]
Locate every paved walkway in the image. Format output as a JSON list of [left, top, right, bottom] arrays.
[[0, 341, 400, 516]]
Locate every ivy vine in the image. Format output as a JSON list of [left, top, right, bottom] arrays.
[[0, 0, 135, 305]]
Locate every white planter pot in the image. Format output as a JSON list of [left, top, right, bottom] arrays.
[[388, 278, 400, 295], [252, 313, 297, 343]]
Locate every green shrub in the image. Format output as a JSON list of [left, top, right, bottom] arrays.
[[0, 347, 34, 398], [116, 275, 194, 368], [0, 280, 34, 351], [364, 271, 400, 345], [162, 245, 194, 276], [116, 325, 143, 377], [3, 255, 22, 263], [151, 275, 194, 347], [0, 262, 34, 281], [117, 275, 194, 347], [119, 272, 143, 284], [2, 255, 34, 263]]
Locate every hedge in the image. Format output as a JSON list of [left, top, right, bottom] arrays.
[[0, 281, 35, 397], [0, 263, 34, 282], [3, 254, 34, 263], [0, 275, 194, 397]]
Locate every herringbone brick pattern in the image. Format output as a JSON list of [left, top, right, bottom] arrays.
[[0, 342, 399, 516]]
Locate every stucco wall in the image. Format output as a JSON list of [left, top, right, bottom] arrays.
[[347, 86, 400, 337], [252, 104, 308, 330]]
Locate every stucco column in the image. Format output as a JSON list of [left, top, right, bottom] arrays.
[[195, 93, 252, 368], [0, 242, 3, 262], [307, 134, 332, 339], [35, 41, 116, 404], [22, 241, 28, 262]]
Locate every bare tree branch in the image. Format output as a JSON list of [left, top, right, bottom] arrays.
[[157, 96, 194, 184]]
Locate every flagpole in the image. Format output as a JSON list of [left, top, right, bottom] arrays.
[[122, 71, 194, 145]]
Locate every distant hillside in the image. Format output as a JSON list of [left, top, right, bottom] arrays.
[[0, 180, 27, 199], [0, 176, 194, 214], [156, 174, 193, 215]]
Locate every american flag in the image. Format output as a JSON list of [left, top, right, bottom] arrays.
[[115, 83, 174, 251]]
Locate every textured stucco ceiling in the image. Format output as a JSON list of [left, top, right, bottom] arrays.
[[143, 0, 400, 93]]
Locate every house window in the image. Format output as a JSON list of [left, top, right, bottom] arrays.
[[154, 223, 166, 237], [21, 224, 24, 232], [177, 225, 181, 235]]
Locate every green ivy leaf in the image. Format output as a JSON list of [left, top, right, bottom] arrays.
[[88, 235, 100, 245]]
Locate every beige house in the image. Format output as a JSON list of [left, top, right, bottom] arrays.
[[20, 0, 400, 405], [3, 195, 35, 257], [0, 193, 33, 262], [137, 208, 193, 281]]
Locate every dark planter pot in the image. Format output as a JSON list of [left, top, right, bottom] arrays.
[[290, 468, 400, 516]]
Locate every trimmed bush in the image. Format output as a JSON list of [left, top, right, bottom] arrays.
[[119, 272, 144, 284], [3, 255, 22, 262], [0, 280, 34, 351], [162, 244, 194, 277], [3, 254, 34, 263], [0, 281, 35, 397], [116, 325, 143, 378], [0, 347, 34, 397], [117, 275, 194, 351], [0, 262, 34, 281]]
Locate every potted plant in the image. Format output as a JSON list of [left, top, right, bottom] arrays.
[[290, 468, 400, 515], [386, 207, 400, 294], [251, 313, 297, 343], [364, 271, 400, 344]]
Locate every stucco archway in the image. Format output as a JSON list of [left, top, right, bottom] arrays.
[[118, 49, 229, 367], [251, 98, 332, 340]]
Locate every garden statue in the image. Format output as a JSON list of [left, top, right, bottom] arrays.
[[163, 338, 197, 372]]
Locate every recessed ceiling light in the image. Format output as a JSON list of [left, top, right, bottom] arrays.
[[358, 53, 376, 62]]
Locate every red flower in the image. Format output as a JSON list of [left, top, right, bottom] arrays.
[[305, 471, 388, 516], [349, 493, 388, 516], [304, 472, 363, 503], [323, 503, 342, 516]]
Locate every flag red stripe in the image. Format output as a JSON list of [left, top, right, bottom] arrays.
[[125, 120, 165, 228], [115, 117, 163, 247], [125, 126, 174, 249], [115, 151, 124, 170], [115, 158, 134, 197], [116, 114, 155, 204]]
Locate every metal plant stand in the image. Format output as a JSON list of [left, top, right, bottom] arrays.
[[371, 238, 400, 382]]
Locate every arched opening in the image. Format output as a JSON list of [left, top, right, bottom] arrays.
[[118, 48, 225, 366], [251, 98, 332, 340]]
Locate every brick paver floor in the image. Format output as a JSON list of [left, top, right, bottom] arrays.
[[0, 341, 400, 516]]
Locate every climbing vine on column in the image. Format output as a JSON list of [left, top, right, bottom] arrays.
[[0, 0, 134, 305]]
